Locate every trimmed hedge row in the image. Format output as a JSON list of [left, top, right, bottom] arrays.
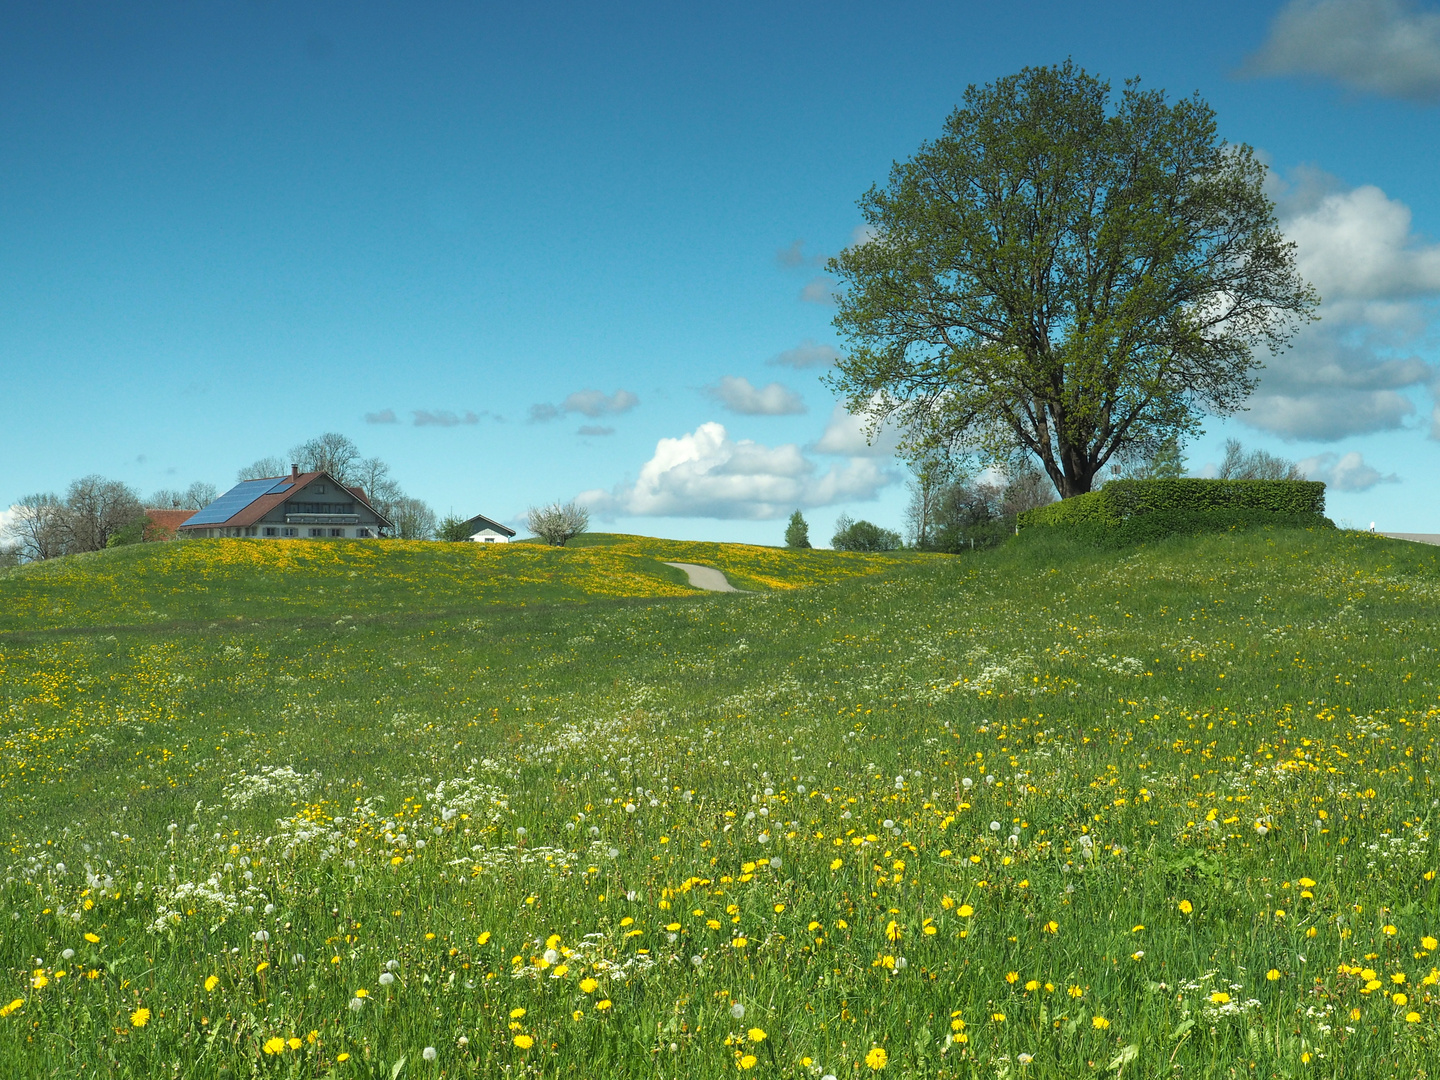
[[1019, 478, 1326, 530]]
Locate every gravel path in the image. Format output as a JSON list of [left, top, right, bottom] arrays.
[[664, 562, 741, 592]]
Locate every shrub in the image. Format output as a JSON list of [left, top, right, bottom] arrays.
[[527, 501, 590, 547], [831, 515, 901, 552]]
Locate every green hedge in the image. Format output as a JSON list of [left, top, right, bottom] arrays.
[[1104, 478, 1325, 517], [1017, 490, 1119, 529], [1019, 478, 1326, 530]]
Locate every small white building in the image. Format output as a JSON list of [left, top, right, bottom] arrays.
[[460, 512, 516, 543]]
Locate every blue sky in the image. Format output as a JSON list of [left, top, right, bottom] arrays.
[[3, 0, 1439, 543]]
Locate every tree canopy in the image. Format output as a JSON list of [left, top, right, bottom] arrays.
[[827, 62, 1317, 498]]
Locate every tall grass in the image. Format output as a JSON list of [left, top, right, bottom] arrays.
[[1, 528, 1437, 1077]]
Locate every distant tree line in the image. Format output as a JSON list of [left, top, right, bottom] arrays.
[[1, 475, 216, 564], [2, 433, 446, 564]]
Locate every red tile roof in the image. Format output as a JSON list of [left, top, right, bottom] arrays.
[[143, 508, 196, 540]]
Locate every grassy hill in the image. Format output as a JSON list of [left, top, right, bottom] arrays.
[[2, 526, 1438, 1077]]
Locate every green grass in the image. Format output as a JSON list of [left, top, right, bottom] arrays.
[[2, 526, 1439, 1078]]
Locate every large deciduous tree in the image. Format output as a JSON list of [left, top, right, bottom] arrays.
[[827, 62, 1318, 498]]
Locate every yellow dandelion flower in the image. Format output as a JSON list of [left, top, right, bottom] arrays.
[[1394, 993, 1408, 1006], [476, 932, 491, 945], [1407, 1012, 1421, 1023], [255, 961, 269, 974], [1423, 936, 1438, 951], [773, 904, 785, 914], [580, 977, 599, 993], [1068, 985, 1084, 998], [747, 1027, 767, 1043], [957, 904, 974, 918], [204, 975, 219, 991], [510, 1007, 527, 1019], [287, 1038, 302, 1050], [84, 933, 100, 944], [1210, 992, 1230, 1004], [1025, 980, 1040, 992], [30, 974, 47, 990], [1092, 1016, 1111, 1029], [738, 1054, 757, 1070], [337, 1052, 350, 1062], [732, 937, 748, 948], [1266, 969, 1280, 981], [263, 1037, 286, 1055], [1005, 971, 1019, 984], [514, 1034, 534, 1049], [354, 988, 368, 998], [1384, 925, 1398, 936], [865, 1046, 888, 1070], [1043, 920, 1058, 934], [1178, 900, 1193, 915], [991, 1012, 1006, 1022], [596, 999, 612, 1011], [131, 1007, 150, 1028], [0, 1000, 24, 1018]]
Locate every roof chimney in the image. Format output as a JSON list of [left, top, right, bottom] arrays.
[[291, 463, 299, 480]]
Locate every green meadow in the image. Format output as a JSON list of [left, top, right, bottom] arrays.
[[2, 527, 1439, 1078]]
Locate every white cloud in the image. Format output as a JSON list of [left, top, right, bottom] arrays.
[[1244, 171, 1440, 440], [800, 276, 838, 305], [769, 339, 842, 369], [579, 421, 893, 520], [1298, 450, 1400, 490], [577, 424, 615, 437], [413, 410, 481, 427], [704, 376, 806, 416], [1247, 0, 1440, 102], [530, 389, 640, 423], [1286, 183, 1440, 317], [776, 239, 827, 269], [562, 388, 639, 417], [364, 409, 398, 424], [813, 401, 903, 458], [0, 505, 19, 551]]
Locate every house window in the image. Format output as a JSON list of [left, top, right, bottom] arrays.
[[245, 527, 258, 537], [309, 528, 324, 537], [315, 485, 326, 493], [356, 527, 371, 538], [264, 527, 278, 537], [330, 528, 344, 537], [282, 528, 298, 537]]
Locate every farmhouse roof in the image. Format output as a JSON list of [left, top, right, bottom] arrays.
[[463, 513, 517, 537], [143, 508, 196, 540], [178, 469, 393, 530]]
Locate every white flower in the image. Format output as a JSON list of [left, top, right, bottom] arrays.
[[961, 777, 974, 789], [883, 819, 895, 829], [422, 1046, 437, 1062], [253, 930, 270, 943], [989, 821, 1001, 832], [379, 972, 395, 986], [730, 1002, 745, 1019], [61, 949, 74, 961], [1018, 1053, 1034, 1065]]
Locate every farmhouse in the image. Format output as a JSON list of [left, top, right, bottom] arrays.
[[175, 466, 393, 539], [458, 512, 516, 543]]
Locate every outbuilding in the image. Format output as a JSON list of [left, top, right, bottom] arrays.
[[458, 513, 516, 543]]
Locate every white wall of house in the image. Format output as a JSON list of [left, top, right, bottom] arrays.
[[467, 529, 511, 543]]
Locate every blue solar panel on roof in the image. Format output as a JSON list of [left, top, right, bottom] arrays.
[[183, 477, 291, 526]]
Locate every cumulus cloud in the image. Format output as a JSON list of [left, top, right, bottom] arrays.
[[364, 409, 398, 424], [577, 425, 615, 437], [531, 388, 640, 423], [1298, 450, 1400, 490], [413, 410, 481, 427], [704, 376, 806, 416], [769, 339, 842, 369], [1246, 0, 1440, 102], [579, 421, 894, 520], [0, 505, 19, 551], [1244, 170, 1440, 440], [813, 401, 904, 458]]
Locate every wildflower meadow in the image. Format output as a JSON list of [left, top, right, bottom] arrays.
[[1, 527, 1438, 1077]]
